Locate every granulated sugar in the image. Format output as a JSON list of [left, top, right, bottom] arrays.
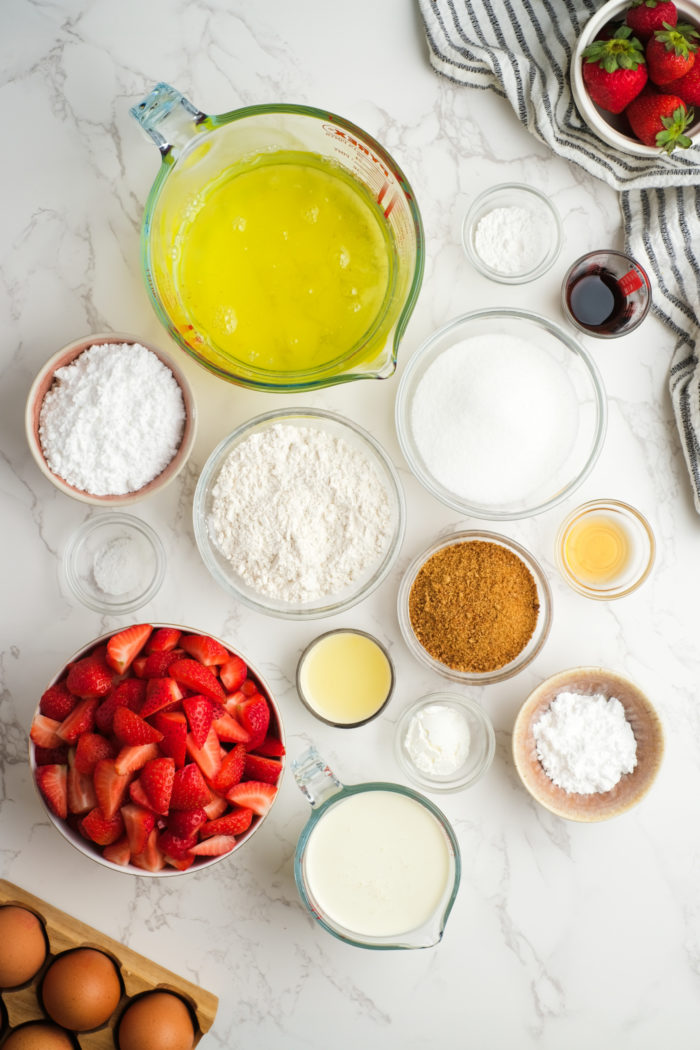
[[39, 342, 185, 495], [533, 690, 637, 795], [208, 423, 393, 603], [410, 334, 578, 506]]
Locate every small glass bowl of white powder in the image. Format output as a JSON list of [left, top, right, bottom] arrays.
[[63, 512, 166, 613], [512, 667, 664, 822], [395, 693, 495, 793], [462, 183, 562, 284], [193, 408, 405, 619]]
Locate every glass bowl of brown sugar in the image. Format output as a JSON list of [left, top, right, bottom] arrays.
[[397, 530, 553, 685]]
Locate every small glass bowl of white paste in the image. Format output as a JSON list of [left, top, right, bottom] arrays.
[[462, 183, 562, 284], [62, 512, 166, 614], [394, 693, 496, 793]]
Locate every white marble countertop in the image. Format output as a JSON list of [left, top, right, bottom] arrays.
[[3, 2, 700, 1047]]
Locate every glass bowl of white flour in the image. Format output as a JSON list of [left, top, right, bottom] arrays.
[[395, 308, 606, 521], [462, 183, 562, 284], [193, 408, 405, 619]]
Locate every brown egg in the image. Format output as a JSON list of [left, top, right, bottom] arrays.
[[2, 1022, 75, 1049], [41, 948, 122, 1031], [118, 991, 195, 1050], [0, 906, 47, 987]]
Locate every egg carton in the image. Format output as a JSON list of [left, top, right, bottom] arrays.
[[0, 880, 218, 1048]]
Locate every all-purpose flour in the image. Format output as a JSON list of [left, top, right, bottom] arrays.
[[208, 423, 393, 602], [533, 690, 637, 794], [39, 342, 185, 496]]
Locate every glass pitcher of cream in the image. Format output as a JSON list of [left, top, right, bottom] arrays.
[[129, 84, 424, 392], [292, 746, 461, 950]]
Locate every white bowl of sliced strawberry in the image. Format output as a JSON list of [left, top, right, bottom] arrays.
[[29, 623, 285, 876], [572, 0, 700, 155]]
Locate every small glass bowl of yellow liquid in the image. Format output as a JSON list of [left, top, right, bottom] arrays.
[[556, 499, 655, 600], [296, 630, 394, 728]]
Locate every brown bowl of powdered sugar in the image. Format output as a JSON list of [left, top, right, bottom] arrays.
[[25, 332, 196, 505], [512, 667, 664, 822]]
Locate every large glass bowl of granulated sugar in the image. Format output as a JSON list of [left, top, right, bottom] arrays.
[[395, 309, 606, 520]]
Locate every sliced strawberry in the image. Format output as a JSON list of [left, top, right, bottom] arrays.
[[203, 794, 228, 821], [113, 706, 163, 746], [201, 807, 253, 838], [183, 696, 214, 749], [226, 780, 277, 817], [103, 835, 131, 866], [240, 679, 258, 697], [167, 807, 207, 839], [189, 834, 236, 857], [157, 830, 198, 860], [145, 627, 182, 653], [74, 733, 116, 775], [36, 764, 68, 819], [186, 726, 223, 781], [131, 656, 148, 678], [131, 827, 165, 872], [93, 759, 132, 819], [210, 744, 246, 795], [212, 710, 250, 745], [39, 681, 78, 721], [171, 763, 210, 810], [223, 690, 245, 714], [80, 806, 124, 845], [154, 711, 188, 769], [95, 679, 146, 734], [115, 742, 161, 776], [219, 655, 247, 693], [253, 735, 286, 758], [169, 659, 225, 701], [140, 677, 183, 719], [179, 634, 230, 666], [129, 778, 154, 810], [67, 751, 97, 815], [140, 757, 175, 815], [30, 714, 63, 749], [163, 853, 195, 871], [141, 650, 184, 678], [56, 698, 99, 744], [106, 624, 153, 675], [66, 655, 113, 699], [243, 753, 282, 785], [236, 693, 270, 750], [34, 744, 69, 766], [120, 803, 156, 855]]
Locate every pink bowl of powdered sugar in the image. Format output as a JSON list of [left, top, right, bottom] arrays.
[[26, 333, 196, 506]]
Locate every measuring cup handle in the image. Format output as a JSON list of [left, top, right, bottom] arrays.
[[292, 745, 344, 808], [129, 82, 206, 158]]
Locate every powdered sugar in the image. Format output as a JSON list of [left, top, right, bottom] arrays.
[[533, 690, 638, 795], [207, 422, 393, 602], [39, 342, 185, 495]]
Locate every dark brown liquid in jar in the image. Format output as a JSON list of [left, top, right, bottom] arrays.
[[566, 268, 628, 333]]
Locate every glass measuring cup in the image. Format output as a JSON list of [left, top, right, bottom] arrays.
[[130, 84, 424, 392], [292, 746, 461, 950]]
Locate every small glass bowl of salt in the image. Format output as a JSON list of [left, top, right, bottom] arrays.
[[62, 512, 165, 614], [462, 183, 562, 284]]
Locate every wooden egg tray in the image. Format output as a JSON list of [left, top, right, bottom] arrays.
[[0, 880, 218, 1048]]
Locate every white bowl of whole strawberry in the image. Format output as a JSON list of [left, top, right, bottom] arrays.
[[29, 624, 285, 876], [572, 0, 700, 155]]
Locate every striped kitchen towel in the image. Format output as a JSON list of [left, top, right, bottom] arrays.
[[418, 0, 700, 512]]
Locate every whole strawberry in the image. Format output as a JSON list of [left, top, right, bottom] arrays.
[[626, 88, 694, 150], [673, 60, 700, 104], [646, 22, 699, 84], [582, 25, 648, 113], [626, 0, 678, 42]]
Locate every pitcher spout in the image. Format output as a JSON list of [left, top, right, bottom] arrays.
[[130, 82, 206, 158]]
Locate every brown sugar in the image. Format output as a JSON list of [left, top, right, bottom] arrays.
[[408, 540, 540, 673]]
